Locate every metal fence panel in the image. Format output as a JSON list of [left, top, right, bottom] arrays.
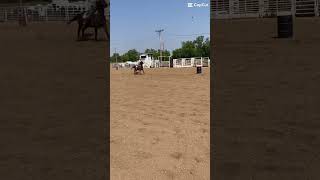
[[212, 0, 319, 18], [0, 2, 109, 22]]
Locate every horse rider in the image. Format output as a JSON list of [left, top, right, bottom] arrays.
[[138, 59, 145, 74], [83, 1, 95, 19], [83, 0, 107, 23], [83, 0, 107, 24]]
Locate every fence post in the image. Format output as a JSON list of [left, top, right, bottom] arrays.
[[4, 9, 7, 22], [24, 7, 28, 24], [45, 7, 48, 21], [276, 0, 279, 15], [315, 0, 319, 16], [244, 0, 247, 16], [259, 0, 264, 17], [229, 0, 234, 17], [201, 57, 203, 67], [66, 7, 69, 21]]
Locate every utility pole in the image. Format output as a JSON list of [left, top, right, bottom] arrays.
[[155, 29, 164, 67]]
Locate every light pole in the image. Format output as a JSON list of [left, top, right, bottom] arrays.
[[155, 29, 164, 67]]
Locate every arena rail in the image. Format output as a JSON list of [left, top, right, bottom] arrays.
[[112, 57, 210, 69], [172, 57, 210, 68], [211, 0, 320, 18], [0, 3, 109, 22], [160, 61, 170, 67]]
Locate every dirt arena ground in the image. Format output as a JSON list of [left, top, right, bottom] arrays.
[[0, 22, 108, 180], [5, 16, 320, 180], [213, 17, 320, 180], [110, 68, 210, 179]]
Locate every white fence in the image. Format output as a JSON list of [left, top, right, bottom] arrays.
[[0, 3, 109, 22], [211, 0, 320, 19], [160, 61, 170, 67], [112, 57, 210, 69], [172, 57, 210, 68], [0, 5, 85, 22]]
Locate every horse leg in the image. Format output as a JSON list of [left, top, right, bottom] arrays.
[[95, 27, 98, 41], [77, 22, 81, 40], [77, 27, 81, 40], [82, 27, 86, 40]]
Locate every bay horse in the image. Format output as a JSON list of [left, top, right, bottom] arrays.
[[67, 1, 109, 41], [132, 61, 145, 75]]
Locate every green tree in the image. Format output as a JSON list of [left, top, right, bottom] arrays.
[[144, 48, 171, 59], [172, 48, 183, 59], [193, 36, 205, 57], [172, 36, 210, 59], [203, 37, 210, 57], [162, 50, 171, 57], [121, 49, 140, 62], [144, 48, 158, 55], [144, 48, 159, 59], [110, 53, 121, 63]]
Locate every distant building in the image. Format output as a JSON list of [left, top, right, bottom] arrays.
[[138, 54, 160, 68]]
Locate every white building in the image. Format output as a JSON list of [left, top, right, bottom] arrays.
[[138, 53, 160, 68]]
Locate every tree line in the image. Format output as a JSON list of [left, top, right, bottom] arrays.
[[110, 36, 210, 63]]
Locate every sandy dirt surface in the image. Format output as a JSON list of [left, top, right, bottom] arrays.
[[213, 17, 320, 179], [0, 22, 108, 180], [111, 67, 210, 179]]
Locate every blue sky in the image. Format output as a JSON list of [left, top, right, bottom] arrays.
[[110, 0, 210, 55]]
